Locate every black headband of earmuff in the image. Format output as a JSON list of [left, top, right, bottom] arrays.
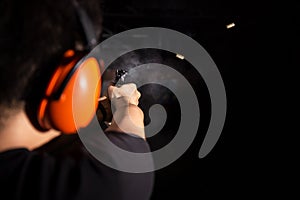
[[51, 1, 99, 99], [73, 0, 98, 50]]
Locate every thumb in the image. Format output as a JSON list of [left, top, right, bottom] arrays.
[[107, 85, 116, 100]]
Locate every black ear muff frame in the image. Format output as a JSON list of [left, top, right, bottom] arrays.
[[25, 1, 101, 134]]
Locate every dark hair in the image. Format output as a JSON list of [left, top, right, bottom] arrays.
[[0, 0, 102, 119]]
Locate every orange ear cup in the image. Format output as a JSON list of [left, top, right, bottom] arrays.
[[38, 55, 101, 134]]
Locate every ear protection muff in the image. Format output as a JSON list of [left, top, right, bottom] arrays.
[[36, 50, 101, 134], [25, 2, 102, 134]]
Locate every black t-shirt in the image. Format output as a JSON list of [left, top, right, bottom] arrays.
[[0, 131, 154, 200]]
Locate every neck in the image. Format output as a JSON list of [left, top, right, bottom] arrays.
[[0, 110, 60, 152]]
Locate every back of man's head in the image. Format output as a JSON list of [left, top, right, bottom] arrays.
[[0, 0, 102, 127]]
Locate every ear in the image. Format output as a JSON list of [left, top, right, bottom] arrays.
[[37, 50, 101, 134]]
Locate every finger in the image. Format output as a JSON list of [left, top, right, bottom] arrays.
[[129, 90, 141, 106], [108, 85, 116, 99]]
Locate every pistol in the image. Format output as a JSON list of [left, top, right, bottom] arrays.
[[96, 69, 128, 127]]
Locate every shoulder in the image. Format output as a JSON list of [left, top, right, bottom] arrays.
[[0, 133, 154, 200]]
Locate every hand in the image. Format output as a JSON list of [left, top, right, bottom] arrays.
[[106, 83, 145, 139], [108, 83, 141, 107]]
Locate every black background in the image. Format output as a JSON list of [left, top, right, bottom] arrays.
[[100, 0, 297, 198]]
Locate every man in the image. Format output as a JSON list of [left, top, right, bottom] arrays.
[[0, 0, 153, 199]]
